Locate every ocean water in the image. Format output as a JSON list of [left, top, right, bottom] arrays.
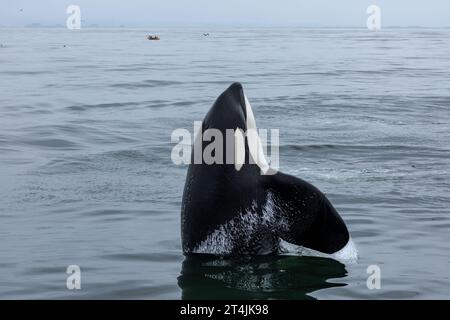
[[0, 28, 449, 299]]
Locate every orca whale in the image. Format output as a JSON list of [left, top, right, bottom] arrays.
[[181, 82, 351, 256]]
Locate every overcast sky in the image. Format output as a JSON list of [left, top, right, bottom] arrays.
[[1, 0, 449, 27]]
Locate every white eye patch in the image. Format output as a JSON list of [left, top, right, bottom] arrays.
[[239, 95, 270, 174]]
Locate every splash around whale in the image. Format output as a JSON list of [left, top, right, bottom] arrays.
[[181, 82, 357, 261]]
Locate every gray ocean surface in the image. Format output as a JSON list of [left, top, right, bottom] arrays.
[[0, 28, 449, 299]]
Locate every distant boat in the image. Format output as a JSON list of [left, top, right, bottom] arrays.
[[203, 33, 210, 36], [147, 35, 160, 41]]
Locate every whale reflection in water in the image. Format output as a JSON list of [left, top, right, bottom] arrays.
[[178, 254, 348, 300]]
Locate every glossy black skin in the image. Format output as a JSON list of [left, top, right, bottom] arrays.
[[181, 83, 349, 255]]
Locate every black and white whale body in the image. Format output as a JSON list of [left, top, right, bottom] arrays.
[[181, 83, 351, 257]]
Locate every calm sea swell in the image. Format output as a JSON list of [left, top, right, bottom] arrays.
[[0, 28, 449, 299]]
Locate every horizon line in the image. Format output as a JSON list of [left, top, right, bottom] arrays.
[[1, 25, 450, 29]]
